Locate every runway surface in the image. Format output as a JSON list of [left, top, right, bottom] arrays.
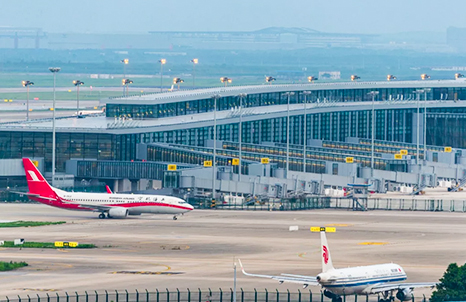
[[0, 204, 463, 297]]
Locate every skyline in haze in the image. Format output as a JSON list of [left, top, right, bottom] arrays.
[[2, 0, 466, 35]]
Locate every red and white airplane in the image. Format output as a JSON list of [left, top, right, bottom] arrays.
[[20, 158, 193, 219]]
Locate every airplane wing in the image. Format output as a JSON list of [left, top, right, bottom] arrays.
[[369, 282, 437, 293], [70, 203, 114, 212], [238, 259, 319, 286], [11, 191, 112, 212], [9, 191, 57, 201]]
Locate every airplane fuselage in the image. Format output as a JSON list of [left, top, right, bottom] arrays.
[[48, 190, 193, 215], [318, 263, 407, 295]]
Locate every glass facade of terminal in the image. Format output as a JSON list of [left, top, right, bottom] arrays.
[[73, 160, 191, 180], [140, 108, 415, 145], [0, 132, 139, 172], [106, 87, 466, 119], [3, 86, 466, 174]]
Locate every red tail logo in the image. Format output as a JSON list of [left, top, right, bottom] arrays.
[[22, 158, 57, 199], [323, 245, 329, 264]]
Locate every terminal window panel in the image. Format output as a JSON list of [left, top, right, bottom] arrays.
[[339, 112, 349, 141], [404, 111, 413, 143], [260, 120, 272, 143], [321, 113, 330, 140], [331, 113, 338, 141], [311, 115, 319, 139], [376, 111, 385, 140], [357, 111, 367, 139]]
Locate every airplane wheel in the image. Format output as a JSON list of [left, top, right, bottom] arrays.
[[98, 213, 106, 219], [173, 216, 178, 220]]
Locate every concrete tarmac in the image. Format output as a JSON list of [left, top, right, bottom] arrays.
[[0, 204, 462, 298]]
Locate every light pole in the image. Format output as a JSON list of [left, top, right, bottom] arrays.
[[49, 67, 60, 185], [423, 88, 431, 160], [212, 94, 221, 204], [73, 80, 84, 116], [191, 58, 198, 87], [233, 260, 237, 302], [237, 93, 247, 195], [421, 74, 430, 80], [284, 92, 295, 178], [122, 79, 133, 97], [120, 59, 128, 95], [220, 77, 232, 87], [414, 89, 424, 165], [302, 91, 312, 172], [22, 80, 34, 121], [173, 77, 184, 90], [159, 59, 166, 92], [265, 76, 276, 84], [368, 91, 379, 178]]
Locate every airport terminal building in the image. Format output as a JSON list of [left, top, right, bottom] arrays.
[[2, 80, 466, 199]]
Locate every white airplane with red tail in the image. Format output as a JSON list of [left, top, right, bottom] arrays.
[[239, 227, 436, 302], [19, 158, 193, 219]]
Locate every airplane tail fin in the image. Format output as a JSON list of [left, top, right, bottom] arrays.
[[311, 227, 335, 273], [105, 185, 113, 194], [22, 158, 58, 199]]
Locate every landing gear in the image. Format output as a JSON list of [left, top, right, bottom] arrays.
[[98, 213, 106, 219], [173, 215, 178, 220], [324, 290, 342, 302], [380, 291, 395, 302]]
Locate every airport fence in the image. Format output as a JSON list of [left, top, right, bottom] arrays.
[[331, 198, 466, 212], [0, 289, 429, 302], [191, 197, 331, 211], [192, 196, 466, 212]]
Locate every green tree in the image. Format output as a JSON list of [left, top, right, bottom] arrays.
[[431, 263, 466, 302]]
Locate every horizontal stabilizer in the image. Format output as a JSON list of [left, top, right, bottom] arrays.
[[238, 259, 319, 286]]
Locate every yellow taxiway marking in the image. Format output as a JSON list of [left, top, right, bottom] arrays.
[[57, 249, 69, 253], [358, 242, 389, 245], [326, 223, 352, 227], [298, 252, 307, 258]]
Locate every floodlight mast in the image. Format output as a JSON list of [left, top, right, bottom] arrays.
[[49, 67, 61, 185]]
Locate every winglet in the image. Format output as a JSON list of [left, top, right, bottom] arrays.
[[238, 259, 246, 274]]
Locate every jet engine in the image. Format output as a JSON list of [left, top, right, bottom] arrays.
[[396, 289, 413, 301], [108, 207, 128, 218]]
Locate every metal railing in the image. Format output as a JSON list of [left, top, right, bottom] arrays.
[[189, 197, 466, 212], [0, 288, 428, 302], [191, 197, 331, 211], [332, 198, 466, 212]]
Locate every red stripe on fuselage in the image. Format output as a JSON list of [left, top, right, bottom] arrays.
[[30, 196, 193, 212]]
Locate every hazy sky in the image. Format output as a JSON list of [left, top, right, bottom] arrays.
[[2, 0, 466, 34]]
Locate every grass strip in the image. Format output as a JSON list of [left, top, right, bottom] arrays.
[[0, 261, 28, 271], [1, 241, 96, 249], [0, 221, 66, 228]]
